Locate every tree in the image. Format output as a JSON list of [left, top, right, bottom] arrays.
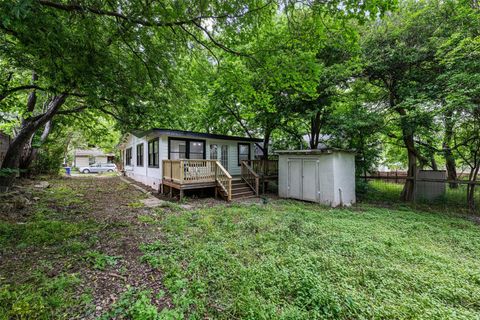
[[0, 0, 274, 189], [438, 30, 480, 210], [361, 1, 443, 200]]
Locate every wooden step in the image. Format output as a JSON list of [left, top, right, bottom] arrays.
[[231, 186, 252, 193], [231, 183, 250, 189], [231, 190, 256, 199]]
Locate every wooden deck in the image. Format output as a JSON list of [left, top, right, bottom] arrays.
[[162, 160, 232, 201], [162, 159, 278, 201]]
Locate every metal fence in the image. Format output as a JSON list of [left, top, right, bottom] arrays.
[[357, 171, 480, 214]]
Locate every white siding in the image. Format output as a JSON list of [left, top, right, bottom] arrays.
[[75, 156, 89, 168], [120, 133, 257, 189], [95, 156, 108, 164], [122, 134, 162, 190], [278, 151, 355, 207]]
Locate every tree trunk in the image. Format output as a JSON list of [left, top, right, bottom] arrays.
[[401, 133, 417, 201], [396, 104, 417, 202], [467, 165, 479, 213], [443, 110, 458, 188], [0, 94, 67, 191], [261, 128, 272, 160], [310, 110, 321, 149], [19, 120, 53, 175], [431, 156, 438, 171]]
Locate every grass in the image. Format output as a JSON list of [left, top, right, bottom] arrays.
[[141, 200, 480, 319], [0, 177, 102, 319], [3, 176, 480, 319], [358, 180, 480, 214]]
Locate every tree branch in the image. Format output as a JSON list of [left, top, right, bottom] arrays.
[[0, 85, 44, 103], [57, 105, 89, 115], [37, 0, 272, 28]]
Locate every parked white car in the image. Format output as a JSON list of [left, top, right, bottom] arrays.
[[79, 163, 117, 174]]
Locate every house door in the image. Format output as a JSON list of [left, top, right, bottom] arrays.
[[210, 144, 229, 170]]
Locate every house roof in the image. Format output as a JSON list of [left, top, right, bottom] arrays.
[[133, 128, 263, 143], [75, 148, 114, 157]]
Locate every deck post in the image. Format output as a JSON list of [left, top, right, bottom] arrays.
[[179, 189, 184, 201], [180, 160, 184, 183], [169, 185, 173, 198]]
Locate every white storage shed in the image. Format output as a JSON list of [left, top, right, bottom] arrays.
[[277, 149, 356, 207]]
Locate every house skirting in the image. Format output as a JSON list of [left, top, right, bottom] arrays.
[[125, 171, 161, 191]]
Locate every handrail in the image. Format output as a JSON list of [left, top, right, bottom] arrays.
[[215, 161, 232, 201], [241, 161, 259, 196]]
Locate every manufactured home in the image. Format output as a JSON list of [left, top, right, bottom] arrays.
[[118, 129, 278, 201]]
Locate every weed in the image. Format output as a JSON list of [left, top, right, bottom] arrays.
[[0, 220, 95, 248], [138, 215, 158, 224], [83, 250, 119, 270], [128, 201, 144, 208], [98, 288, 181, 320], [0, 272, 89, 319]]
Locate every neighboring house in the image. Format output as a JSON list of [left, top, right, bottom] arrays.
[[118, 129, 266, 200], [0, 132, 10, 167], [73, 148, 115, 168], [302, 134, 329, 149]]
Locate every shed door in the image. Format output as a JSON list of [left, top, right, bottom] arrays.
[[287, 159, 302, 200], [302, 159, 318, 202]]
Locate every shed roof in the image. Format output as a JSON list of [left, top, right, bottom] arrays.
[[132, 128, 263, 143], [275, 148, 356, 155]]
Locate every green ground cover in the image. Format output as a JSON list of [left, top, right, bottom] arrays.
[[2, 177, 480, 319], [142, 201, 480, 319]]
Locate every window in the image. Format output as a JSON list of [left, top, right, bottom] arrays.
[[168, 138, 205, 159], [169, 139, 186, 159], [148, 139, 159, 167], [136, 143, 144, 166], [238, 143, 250, 166], [189, 141, 204, 159], [125, 147, 132, 166]]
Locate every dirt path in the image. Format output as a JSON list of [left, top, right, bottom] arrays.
[[0, 175, 174, 318]]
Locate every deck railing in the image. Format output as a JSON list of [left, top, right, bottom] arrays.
[[246, 160, 279, 177], [241, 161, 259, 196], [215, 161, 232, 201], [162, 160, 232, 200]]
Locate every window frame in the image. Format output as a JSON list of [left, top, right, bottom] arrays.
[[125, 147, 132, 166], [168, 137, 206, 160], [136, 143, 144, 167], [148, 138, 159, 168], [237, 143, 251, 166]]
